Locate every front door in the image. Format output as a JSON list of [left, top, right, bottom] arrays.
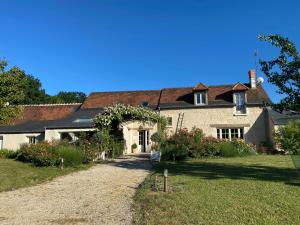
[[138, 131, 146, 152], [0, 136, 3, 150]]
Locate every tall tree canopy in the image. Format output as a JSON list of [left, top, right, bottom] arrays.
[[56, 91, 86, 103], [0, 60, 24, 124], [8, 67, 50, 104], [259, 34, 300, 111], [0, 59, 86, 106]]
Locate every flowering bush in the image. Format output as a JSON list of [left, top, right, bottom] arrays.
[[16, 141, 92, 167], [159, 127, 256, 160], [94, 103, 167, 130]]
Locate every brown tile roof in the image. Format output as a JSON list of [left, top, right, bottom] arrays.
[[194, 83, 208, 91], [81, 90, 161, 109], [81, 84, 271, 110], [159, 84, 271, 108], [13, 104, 81, 125], [232, 83, 249, 91]]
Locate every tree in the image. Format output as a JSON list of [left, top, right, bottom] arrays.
[[259, 34, 300, 111], [56, 91, 87, 103], [275, 120, 300, 155], [0, 60, 24, 124], [8, 67, 51, 104]]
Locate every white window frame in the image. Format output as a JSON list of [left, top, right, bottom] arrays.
[[217, 128, 244, 140], [27, 136, 37, 144], [195, 92, 207, 105], [234, 92, 246, 114]]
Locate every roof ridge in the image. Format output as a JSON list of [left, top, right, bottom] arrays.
[[90, 90, 161, 95], [18, 103, 82, 107]]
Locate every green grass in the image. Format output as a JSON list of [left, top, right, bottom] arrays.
[[134, 155, 300, 225], [0, 158, 90, 192]]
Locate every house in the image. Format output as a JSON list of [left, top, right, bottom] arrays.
[[0, 70, 275, 153]]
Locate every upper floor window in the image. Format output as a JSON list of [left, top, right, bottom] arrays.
[[195, 92, 207, 105], [234, 92, 246, 114]]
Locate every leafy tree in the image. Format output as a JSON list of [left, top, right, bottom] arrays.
[[8, 67, 50, 104], [275, 120, 300, 155], [56, 91, 86, 103], [0, 60, 24, 124], [259, 34, 300, 111]]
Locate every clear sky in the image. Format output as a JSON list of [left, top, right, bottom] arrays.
[[0, 0, 299, 103]]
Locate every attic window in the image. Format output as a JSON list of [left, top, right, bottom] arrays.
[[234, 92, 246, 114], [195, 92, 207, 105], [141, 101, 149, 107]]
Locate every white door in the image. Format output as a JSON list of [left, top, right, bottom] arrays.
[[0, 136, 3, 150]]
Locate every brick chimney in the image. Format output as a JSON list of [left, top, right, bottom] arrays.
[[248, 69, 256, 89]]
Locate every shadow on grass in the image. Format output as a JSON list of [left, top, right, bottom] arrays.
[[152, 160, 300, 187]]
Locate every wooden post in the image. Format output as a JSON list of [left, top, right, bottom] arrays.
[[163, 169, 168, 192], [61, 158, 64, 170]]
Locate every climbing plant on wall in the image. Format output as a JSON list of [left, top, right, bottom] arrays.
[[93, 103, 167, 131]]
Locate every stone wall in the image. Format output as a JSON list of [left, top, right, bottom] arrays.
[[160, 106, 268, 146]]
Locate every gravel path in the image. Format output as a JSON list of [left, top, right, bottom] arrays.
[[0, 157, 152, 225]]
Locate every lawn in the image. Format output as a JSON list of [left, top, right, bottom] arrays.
[[0, 158, 89, 192], [134, 155, 300, 225]]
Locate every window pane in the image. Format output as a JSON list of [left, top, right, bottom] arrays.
[[167, 117, 172, 126], [197, 93, 201, 104], [240, 128, 244, 139], [217, 129, 220, 139], [201, 93, 206, 104]]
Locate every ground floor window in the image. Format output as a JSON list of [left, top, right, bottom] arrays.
[[27, 136, 37, 144], [217, 128, 244, 140]]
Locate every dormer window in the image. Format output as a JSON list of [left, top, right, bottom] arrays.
[[234, 92, 246, 114], [195, 92, 207, 105], [232, 83, 248, 115], [193, 82, 208, 106]]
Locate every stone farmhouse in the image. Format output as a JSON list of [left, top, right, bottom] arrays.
[[0, 70, 294, 153]]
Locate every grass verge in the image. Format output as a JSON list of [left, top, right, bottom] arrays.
[[134, 155, 300, 225], [0, 158, 91, 192]]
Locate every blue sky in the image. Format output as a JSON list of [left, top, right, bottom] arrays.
[[0, 0, 299, 103]]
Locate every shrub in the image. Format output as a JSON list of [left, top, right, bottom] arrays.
[[189, 137, 220, 158], [161, 143, 188, 160], [230, 139, 256, 156], [0, 149, 17, 159], [57, 145, 84, 167], [131, 143, 137, 149], [275, 120, 300, 155], [79, 143, 99, 163], [16, 142, 59, 167], [218, 141, 238, 157], [109, 138, 124, 158], [219, 139, 256, 157], [16, 141, 91, 167]]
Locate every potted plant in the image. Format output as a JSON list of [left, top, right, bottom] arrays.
[[131, 143, 138, 153]]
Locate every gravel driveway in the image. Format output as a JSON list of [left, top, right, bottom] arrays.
[[0, 157, 152, 225]]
